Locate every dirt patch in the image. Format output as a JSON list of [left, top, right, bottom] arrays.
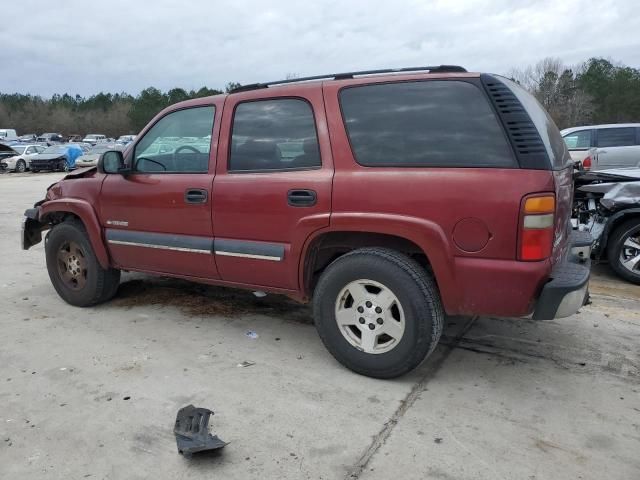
[[590, 264, 640, 301], [110, 276, 312, 324]]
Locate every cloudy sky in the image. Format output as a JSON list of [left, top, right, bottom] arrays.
[[2, 0, 639, 96]]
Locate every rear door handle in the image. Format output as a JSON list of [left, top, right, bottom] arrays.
[[287, 189, 317, 207], [184, 188, 208, 204]]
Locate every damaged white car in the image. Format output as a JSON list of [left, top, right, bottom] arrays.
[[573, 168, 640, 284]]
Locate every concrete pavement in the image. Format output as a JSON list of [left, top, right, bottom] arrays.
[[1, 172, 638, 479]]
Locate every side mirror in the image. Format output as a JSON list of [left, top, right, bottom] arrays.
[[98, 150, 130, 175]]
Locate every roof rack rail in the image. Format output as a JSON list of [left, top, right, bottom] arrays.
[[230, 65, 467, 93]]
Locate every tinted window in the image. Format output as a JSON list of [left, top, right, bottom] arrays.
[[596, 127, 636, 148], [563, 130, 592, 150], [339, 81, 514, 167], [134, 106, 214, 173], [229, 99, 320, 172]]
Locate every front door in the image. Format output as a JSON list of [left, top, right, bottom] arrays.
[[212, 86, 333, 290], [99, 102, 222, 279]]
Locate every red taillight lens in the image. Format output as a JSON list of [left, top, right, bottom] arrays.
[[582, 156, 592, 170], [519, 195, 556, 261]]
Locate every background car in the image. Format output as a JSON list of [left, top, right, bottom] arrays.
[[0, 129, 19, 142], [19, 134, 38, 143], [82, 134, 107, 145], [36, 133, 64, 145], [29, 144, 83, 172], [116, 135, 136, 147], [0, 144, 18, 171], [75, 144, 113, 167], [1, 144, 45, 172], [66, 134, 83, 143], [562, 124, 640, 170]]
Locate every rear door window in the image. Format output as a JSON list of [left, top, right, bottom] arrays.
[[596, 128, 636, 148], [339, 81, 515, 167], [563, 130, 592, 150]]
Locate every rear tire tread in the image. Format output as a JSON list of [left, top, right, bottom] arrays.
[[313, 247, 444, 378]]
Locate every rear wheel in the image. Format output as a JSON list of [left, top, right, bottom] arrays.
[[45, 220, 120, 306], [607, 219, 640, 285], [15, 160, 26, 173], [313, 248, 444, 378], [31, 168, 39, 173]]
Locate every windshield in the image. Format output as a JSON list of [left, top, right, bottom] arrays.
[[11, 146, 26, 154], [43, 146, 66, 154]]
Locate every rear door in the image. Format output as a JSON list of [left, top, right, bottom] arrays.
[[212, 85, 333, 290], [99, 100, 222, 278], [595, 127, 639, 169]]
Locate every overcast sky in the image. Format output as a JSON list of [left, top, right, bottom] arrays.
[[2, 0, 639, 97]]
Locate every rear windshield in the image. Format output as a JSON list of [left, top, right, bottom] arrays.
[[339, 80, 515, 168], [498, 76, 571, 170]]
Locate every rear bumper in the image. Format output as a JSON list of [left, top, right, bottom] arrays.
[[532, 230, 593, 320]]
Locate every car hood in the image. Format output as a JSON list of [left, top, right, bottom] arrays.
[[0, 144, 18, 155], [32, 153, 66, 160]]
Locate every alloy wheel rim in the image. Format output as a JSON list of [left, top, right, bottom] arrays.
[[620, 231, 640, 274], [57, 241, 88, 290], [334, 279, 405, 354]]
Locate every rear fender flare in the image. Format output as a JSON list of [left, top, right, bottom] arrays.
[[298, 212, 458, 308], [39, 199, 109, 268]]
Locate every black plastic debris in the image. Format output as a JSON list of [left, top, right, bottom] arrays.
[[174, 405, 227, 456]]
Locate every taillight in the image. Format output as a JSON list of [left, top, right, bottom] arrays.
[[519, 194, 555, 261], [582, 156, 592, 170]]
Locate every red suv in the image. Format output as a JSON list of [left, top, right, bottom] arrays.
[[22, 66, 592, 378]]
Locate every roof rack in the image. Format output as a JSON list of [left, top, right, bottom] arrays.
[[230, 65, 467, 93]]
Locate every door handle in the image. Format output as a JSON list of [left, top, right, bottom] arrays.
[[287, 189, 317, 207], [184, 188, 208, 204]]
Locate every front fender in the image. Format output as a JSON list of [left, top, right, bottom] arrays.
[[38, 198, 110, 268]]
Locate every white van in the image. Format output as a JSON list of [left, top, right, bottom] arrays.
[[561, 124, 640, 170], [0, 129, 19, 142]]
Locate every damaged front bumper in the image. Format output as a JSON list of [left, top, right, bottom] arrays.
[[532, 230, 593, 320], [21, 207, 44, 250]]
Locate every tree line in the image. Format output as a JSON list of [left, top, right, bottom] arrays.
[[1, 58, 639, 137], [0, 83, 239, 138]]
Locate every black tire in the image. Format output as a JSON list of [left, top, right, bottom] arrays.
[[31, 169, 39, 173], [607, 218, 640, 285], [313, 247, 444, 379], [15, 160, 26, 173], [45, 219, 120, 306], [59, 160, 69, 172]]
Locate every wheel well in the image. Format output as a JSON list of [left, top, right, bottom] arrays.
[[601, 212, 640, 259], [303, 232, 432, 295], [41, 211, 82, 227]]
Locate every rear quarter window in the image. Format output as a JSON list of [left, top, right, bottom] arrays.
[[339, 80, 515, 168], [498, 76, 571, 170]]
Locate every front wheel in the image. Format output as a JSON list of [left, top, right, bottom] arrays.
[[607, 219, 640, 285], [45, 220, 121, 306], [313, 248, 444, 378], [15, 160, 26, 173], [59, 160, 69, 172]]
